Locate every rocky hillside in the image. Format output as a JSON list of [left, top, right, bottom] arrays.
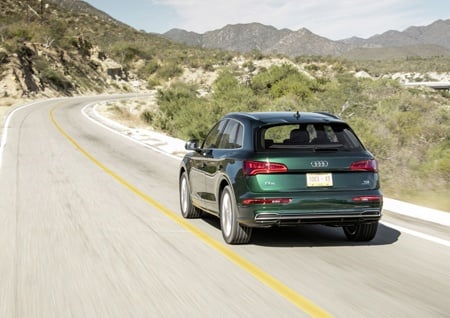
[[1, 38, 132, 99], [164, 19, 450, 59], [1, 0, 133, 98], [0, 0, 191, 99]]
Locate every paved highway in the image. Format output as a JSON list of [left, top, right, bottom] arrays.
[[1, 96, 449, 317]]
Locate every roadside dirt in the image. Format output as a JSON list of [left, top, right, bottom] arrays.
[[94, 97, 157, 130]]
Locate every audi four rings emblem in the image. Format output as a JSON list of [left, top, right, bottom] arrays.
[[311, 160, 329, 168]]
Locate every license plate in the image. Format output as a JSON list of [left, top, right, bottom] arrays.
[[307, 173, 333, 187]]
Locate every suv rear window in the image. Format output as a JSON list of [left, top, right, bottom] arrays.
[[258, 123, 364, 151]]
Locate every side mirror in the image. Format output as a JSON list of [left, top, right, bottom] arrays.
[[185, 139, 199, 151]]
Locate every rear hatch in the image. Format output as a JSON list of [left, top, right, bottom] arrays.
[[245, 152, 379, 193], [247, 121, 381, 193]]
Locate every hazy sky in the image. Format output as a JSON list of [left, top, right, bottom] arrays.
[[83, 0, 450, 40]]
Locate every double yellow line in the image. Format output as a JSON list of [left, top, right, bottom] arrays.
[[50, 105, 332, 318]]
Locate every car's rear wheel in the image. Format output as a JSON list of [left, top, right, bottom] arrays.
[[179, 172, 201, 218], [220, 186, 252, 244], [343, 222, 378, 241]]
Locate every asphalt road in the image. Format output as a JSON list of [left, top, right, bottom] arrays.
[[1, 96, 449, 318]]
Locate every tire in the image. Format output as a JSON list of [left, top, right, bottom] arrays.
[[179, 172, 202, 218], [220, 186, 252, 244], [343, 222, 378, 241]]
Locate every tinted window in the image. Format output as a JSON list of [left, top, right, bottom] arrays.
[[259, 123, 363, 151], [203, 120, 228, 149], [218, 120, 244, 149]]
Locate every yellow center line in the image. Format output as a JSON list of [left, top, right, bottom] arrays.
[[50, 105, 332, 318]]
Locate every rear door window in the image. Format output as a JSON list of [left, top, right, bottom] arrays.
[[203, 120, 228, 149]]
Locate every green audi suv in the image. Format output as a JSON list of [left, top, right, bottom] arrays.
[[179, 112, 382, 244]]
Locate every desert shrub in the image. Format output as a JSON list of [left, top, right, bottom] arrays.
[[153, 71, 261, 139], [153, 82, 200, 133], [155, 62, 183, 80], [269, 74, 313, 100], [46, 19, 69, 47], [267, 95, 302, 112], [123, 46, 150, 62], [140, 110, 153, 124], [110, 43, 152, 65], [346, 117, 393, 159], [40, 68, 73, 91], [173, 98, 214, 140], [251, 64, 295, 94], [242, 61, 256, 72], [0, 50, 8, 64], [201, 61, 215, 72], [4, 23, 35, 43], [422, 138, 450, 179], [146, 77, 160, 89], [251, 64, 315, 101], [138, 60, 160, 78], [211, 70, 259, 113]]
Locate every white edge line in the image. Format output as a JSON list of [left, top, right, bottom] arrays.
[[383, 198, 450, 226], [381, 221, 450, 247], [1, 100, 59, 168], [81, 103, 181, 161]]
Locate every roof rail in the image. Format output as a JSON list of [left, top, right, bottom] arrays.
[[314, 111, 340, 119]]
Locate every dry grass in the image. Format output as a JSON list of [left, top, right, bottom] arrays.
[[385, 189, 450, 212], [96, 98, 157, 129]]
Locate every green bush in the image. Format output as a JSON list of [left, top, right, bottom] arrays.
[[0, 50, 8, 64], [139, 60, 160, 78], [34, 57, 73, 91], [47, 19, 69, 47], [155, 62, 183, 80], [4, 24, 34, 41], [153, 82, 200, 134], [422, 139, 450, 179], [146, 77, 161, 89], [39, 68, 73, 91], [251, 64, 315, 101], [211, 70, 259, 113]]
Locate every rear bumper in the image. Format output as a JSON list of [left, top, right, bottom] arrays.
[[236, 190, 383, 227], [251, 209, 382, 227]]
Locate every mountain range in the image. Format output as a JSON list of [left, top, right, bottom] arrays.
[[163, 19, 450, 59], [44, 1, 450, 59], [2, 0, 450, 100]]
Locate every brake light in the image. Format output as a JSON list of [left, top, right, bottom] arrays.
[[242, 198, 292, 205], [350, 159, 378, 172], [243, 160, 288, 176], [352, 196, 382, 202]]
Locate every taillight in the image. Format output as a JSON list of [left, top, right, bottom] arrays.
[[352, 196, 382, 202], [242, 198, 292, 205], [243, 160, 288, 176], [350, 159, 378, 172]]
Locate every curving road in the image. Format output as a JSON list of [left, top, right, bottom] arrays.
[[0, 96, 449, 317]]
